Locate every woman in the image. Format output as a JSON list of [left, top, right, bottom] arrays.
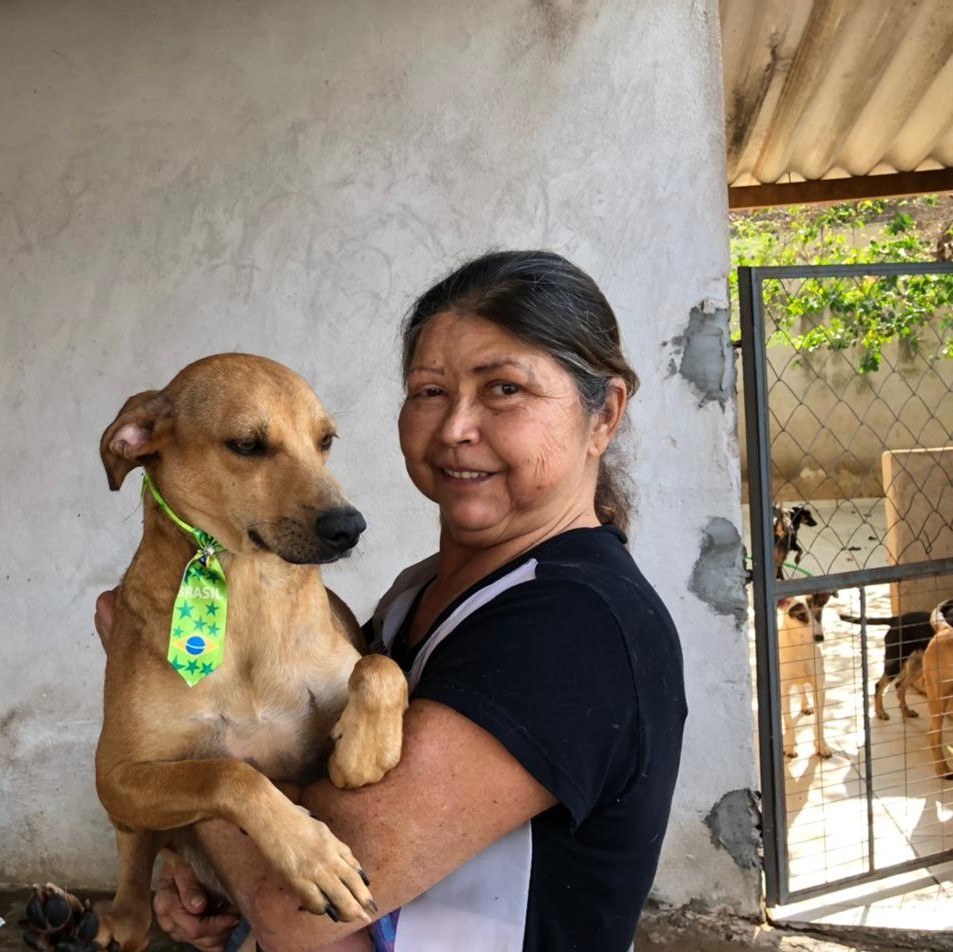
[[105, 249, 687, 951]]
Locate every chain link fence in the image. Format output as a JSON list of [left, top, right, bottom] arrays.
[[739, 263, 953, 905]]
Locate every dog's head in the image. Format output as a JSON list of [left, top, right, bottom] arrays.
[[931, 598, 953, 633], [100, 353, 365, 564], [789, 505, 818, 529], [779, 592, 833, 643]]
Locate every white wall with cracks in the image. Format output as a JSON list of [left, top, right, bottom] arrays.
[[0, 0, 757, 916]]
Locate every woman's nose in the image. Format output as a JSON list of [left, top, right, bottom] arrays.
[[438, 398, 481, 445]]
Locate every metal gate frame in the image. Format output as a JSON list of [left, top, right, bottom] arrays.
[[739, 262, 953, 906]]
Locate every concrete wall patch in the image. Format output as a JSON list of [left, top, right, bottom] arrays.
[[674, 303, 735, 408], [704, 788, 762, 871], [689, 517, 748, 624]]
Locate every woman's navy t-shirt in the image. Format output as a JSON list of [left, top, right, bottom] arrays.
[[367, 526, 687, 952]]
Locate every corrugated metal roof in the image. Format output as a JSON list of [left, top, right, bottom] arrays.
[[720, 0, 953, 189]]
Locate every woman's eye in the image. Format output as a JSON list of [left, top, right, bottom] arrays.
[[226, 438, 265, 457], [414, 385, 444, 398], [491, 382, 521, 396]]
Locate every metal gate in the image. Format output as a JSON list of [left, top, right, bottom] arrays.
[[739, 262, 953, 905]]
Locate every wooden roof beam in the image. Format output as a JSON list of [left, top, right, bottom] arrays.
[[728, 167, 953, 210]]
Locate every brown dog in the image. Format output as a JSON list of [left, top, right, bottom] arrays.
[[25, 354, 408, 952], [922, 622, 953, 779]]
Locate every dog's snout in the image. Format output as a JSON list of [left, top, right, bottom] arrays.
[[316, 506, 366, 553]]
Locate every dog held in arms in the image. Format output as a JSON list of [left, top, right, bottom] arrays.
[[23, 354, 409, 952], [778, 592, 833, 760]]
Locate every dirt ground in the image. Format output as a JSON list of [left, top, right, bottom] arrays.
[[3, 892, 952, 952], [636, 903, 953, 952]]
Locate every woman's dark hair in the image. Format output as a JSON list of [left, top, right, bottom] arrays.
[[401, 250, 639, 533]]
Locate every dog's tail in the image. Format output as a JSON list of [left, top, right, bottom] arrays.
[[839, 612, 905, 626], [839, 611, 930, 626]]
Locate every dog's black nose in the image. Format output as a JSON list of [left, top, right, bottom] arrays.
[[813, 634, 824, 643], [316, 506, 366, 553]]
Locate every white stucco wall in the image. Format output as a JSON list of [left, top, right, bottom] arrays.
[[0, 0, 757, 916]]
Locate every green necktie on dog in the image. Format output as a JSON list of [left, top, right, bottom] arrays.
[[142, 473, 229, 687]]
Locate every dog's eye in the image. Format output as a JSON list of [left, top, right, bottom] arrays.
[[319, 433, 336, 453], [227, 438, 265, 457]]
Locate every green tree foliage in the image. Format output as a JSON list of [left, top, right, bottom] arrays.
[[730, 197, 953, 373]]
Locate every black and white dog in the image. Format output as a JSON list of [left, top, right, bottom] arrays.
[[840, 598, 953, 720], [772, 505, 818, 579]]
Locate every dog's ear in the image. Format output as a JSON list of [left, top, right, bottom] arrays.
[[100, 390, 173, 490], [933, 598, 953, 631]]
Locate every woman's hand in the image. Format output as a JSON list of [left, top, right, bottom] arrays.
[[153, 856, 241, 952], [154, 849, 373, 952]]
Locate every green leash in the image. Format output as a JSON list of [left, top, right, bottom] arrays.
[[142, 473, 228, 687]]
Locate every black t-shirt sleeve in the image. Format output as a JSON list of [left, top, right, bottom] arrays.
[[411, 579, 641, 826]]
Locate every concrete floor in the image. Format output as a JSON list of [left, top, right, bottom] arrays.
[[3, 891, 951, 952]]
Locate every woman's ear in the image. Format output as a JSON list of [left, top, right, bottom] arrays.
[[588, 378, 628, 456]]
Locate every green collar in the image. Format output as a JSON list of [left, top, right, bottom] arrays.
[[142, 473, 229, 687]]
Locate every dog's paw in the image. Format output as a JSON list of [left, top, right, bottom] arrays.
[[328, 656, 407, 789], [328, 708, 402, 789], [800, 705, 814, 716], [252, 804, 377, 924], [20, 884, 112, 952], [783, 748, 796, 759], [816, 746, 833, 759], [902, 709, 919, 718]]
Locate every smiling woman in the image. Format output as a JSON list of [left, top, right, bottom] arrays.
[[145, 250, 687, 952], [401, 250, 641, 535]]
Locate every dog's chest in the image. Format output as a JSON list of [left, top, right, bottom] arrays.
[[779, 622, 824, 681], [189, 563, 357, 779], [192, 664, 350, 781]]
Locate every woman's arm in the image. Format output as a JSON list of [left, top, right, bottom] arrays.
[[195, 697, 557, 952]]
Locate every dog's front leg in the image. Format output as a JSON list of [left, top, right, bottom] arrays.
[[812, 666, 832, 759], [93, 828, 162, 952], [782, 685, 797, 759], [97, 758, 377, 922], [896, 676, 920, 719], [328, 655, 409, 789], [874, 674, 890, 720]]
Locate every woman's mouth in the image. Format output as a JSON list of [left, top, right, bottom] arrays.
[[441, 467, 490, 481]]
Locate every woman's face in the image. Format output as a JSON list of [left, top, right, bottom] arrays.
[[399, 312, 616, 550]]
